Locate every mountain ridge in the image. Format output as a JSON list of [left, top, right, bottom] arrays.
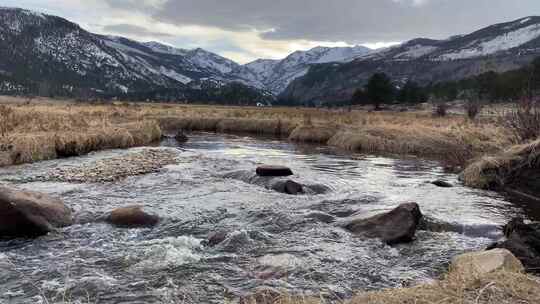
[[280, 16, 540, 104]]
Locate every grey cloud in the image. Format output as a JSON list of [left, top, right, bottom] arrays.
[[102, 0, 540, 43], [102, 23, 174, 37]]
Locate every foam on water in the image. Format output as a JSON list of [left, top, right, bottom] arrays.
[[129, 236, 203, 271]]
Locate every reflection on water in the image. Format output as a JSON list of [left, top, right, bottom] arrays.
[[0, 132, 528, 303]]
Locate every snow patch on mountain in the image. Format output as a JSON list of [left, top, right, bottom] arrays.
[[143, 41, 188, 56], [159, 66, 192, 84], [440, 23, 540, 60], [395, 45, 438, 59]]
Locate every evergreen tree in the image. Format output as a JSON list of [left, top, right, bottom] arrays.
[[397, 80, 428, 104], [365, 73, 395, 110]]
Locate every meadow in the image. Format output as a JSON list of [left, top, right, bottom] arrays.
[[0, 96, 514, 170]]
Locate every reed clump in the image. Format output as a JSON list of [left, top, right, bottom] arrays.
[[242, 270, 540, 304], [462, 138, 540, 189]]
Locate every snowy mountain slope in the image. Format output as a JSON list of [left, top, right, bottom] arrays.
[[281, 16, 540, 104], [232, 45, 372, 94], [0, 7, 258, 95]]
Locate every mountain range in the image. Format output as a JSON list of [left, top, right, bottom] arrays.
[[2, 6, 540, 105], [0, 6, 370, 101], [281, 17, 540, 104]]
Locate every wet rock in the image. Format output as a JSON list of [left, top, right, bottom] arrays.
[[450, 249, 524, 276], [270, 180, 303, 195], [223, 170, 329, 195], [204, 230, 229, 247], [0, 186, 73, 238], [175, 131, 188, 143], [343, 203, 423, 245], [256, 165, 293, 177], [305, 211, 336, 223], [105, 206, 159, 228], [218, 230, 256, 252], [488, 218, 540, 273], [431, 180, 453, 188]]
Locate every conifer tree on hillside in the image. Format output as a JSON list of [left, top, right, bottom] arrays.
[[365, 72, 395, 110]]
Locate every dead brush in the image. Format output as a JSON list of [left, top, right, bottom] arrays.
[[504, 96, 540, 142], [0, 104, 15, 137]]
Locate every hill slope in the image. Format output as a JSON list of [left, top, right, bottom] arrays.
[[281, 17, 540, 104]]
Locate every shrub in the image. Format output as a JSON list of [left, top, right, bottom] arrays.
[[433, 103, 448, 117], [0, 105, 14, 137], [465, 102, 483, 120], [505, 96, 540, 142]]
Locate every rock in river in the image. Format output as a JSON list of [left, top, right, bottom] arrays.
[[270, 180, 304, 195], [342, 203, 423, 245], [0, 186, 73, 238], [223, 170, 329, 195], [488, 218, 540, 273], [431, 180, 453, 188], [175, 131, 189, 143], [105, 206, 159, 228], [256, 165, 293, 177]]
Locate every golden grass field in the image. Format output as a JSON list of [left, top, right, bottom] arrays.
[[0, 96, 515, 169]]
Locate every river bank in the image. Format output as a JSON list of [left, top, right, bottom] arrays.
[[0, 97, 512, 170]]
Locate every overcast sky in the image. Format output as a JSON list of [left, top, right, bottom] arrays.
[[2, 0, 540, 63]]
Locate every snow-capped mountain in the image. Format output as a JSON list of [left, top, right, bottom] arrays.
[[232, 45, 372, 94], [281, 16, 540, 104], [0, 7, 257, 96]]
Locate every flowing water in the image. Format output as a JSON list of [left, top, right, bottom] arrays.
[[0, 133, 531, 303]]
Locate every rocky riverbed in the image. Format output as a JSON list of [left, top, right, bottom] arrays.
[[33, 148, 179, 183]]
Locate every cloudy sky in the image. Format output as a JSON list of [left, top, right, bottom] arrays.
[[2, 0, 540, 63]]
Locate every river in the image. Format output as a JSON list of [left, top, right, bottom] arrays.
[[0, 132, 529, 303]]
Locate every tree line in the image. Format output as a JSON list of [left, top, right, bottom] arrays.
[[351, 56, 540, 109]]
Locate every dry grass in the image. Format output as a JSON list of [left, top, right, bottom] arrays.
[[242, 271, 540, 304], [0, 96, 513, 168], [462, 138, 540, 189]]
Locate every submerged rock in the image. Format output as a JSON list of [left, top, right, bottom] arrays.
[[270, 180, 304, 195], [0, 186, 73, 238], [105, 206, 159, 228], [450, 249, 524, 276], [431, 180, 453, 188], [304, 211, 336, 223], [488, 218, 540, 273], [256, 165, 293, 177], [343, 203, 423, 245], [204, 230, 229, 247], [175, 131, 189, 143]]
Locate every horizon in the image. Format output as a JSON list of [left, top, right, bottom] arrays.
[[1, 0, 539, 64]]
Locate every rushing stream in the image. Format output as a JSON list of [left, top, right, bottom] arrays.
[[0, 132, 531, 303]]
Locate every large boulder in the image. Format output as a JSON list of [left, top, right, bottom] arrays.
[[0, 186, 73, 238], [105, 206, 159, 228], [450, 249, 524, 276], [256, 165, 293, 177], [488, 218, 540, 273], [343, 203, 423, 244]]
